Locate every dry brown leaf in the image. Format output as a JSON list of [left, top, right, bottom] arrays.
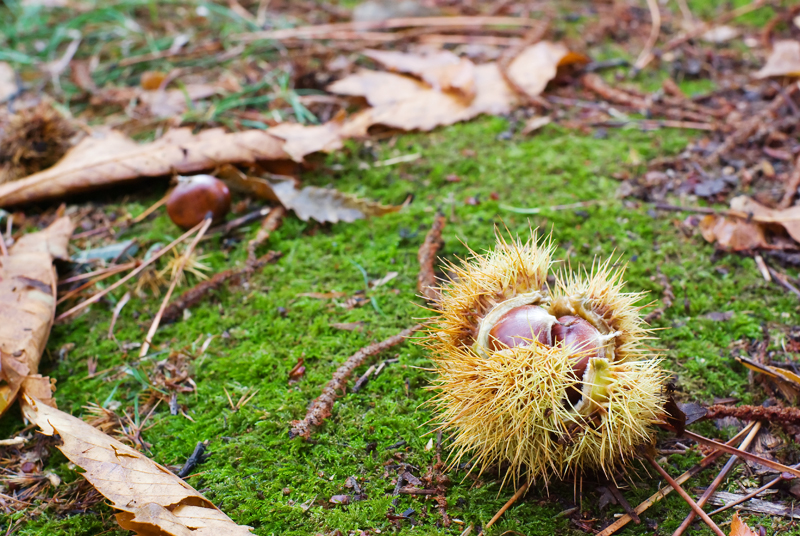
[[730, 195, 800, 243], [0, 62, 18, 103], [91, 84, 220, 117], [217, 165, 401, 223], [730, 513, 759, 536], [737, 356, 800, 403], [506, 41, 588, 99], [269, 179, 402, 223], [21, 394, 253, 536], [0, 128, 289, 207], [363, 49, 476, 99], [521, 115, 552, 135], [755, 40, 800, 78], [699, 214, 768, 251], [0, 216, 73, 417], [701, 25, 739, 43], [330, 63, 515, 134], [269, 117, 345, 162]]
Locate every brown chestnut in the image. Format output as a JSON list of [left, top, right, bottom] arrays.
[[166, 175, 231, 230], [552, 315, 602, 380], [488, 305, 556, 350]]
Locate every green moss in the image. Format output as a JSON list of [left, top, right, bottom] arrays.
[[0, 118, 794, 536]]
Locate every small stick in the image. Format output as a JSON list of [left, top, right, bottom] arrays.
[[289, 324, 422, 439], [233, 16, 543, 42], [247, 206, 285, 263], [57, 263, 139, 305], [642, 452, 726, 536], [131, 191, 170, 224], [108, 291, 131, 340], [56, 221, 205, 321], [139, 217, 212, 357], [709, 462, 800, 516], [351, 364, 376, 393], [596, 423, 755, 536], [633, 0, 661, 71], [704, 404, 800, 426], [683, 430, 800, 479], [778, 154, 800, 209], [607, 482, 640, 524], [485, 480, 529, 530], [177, 440, 210, 478], [59, 261, 139, 286], [418, 213, 446, 304], [767, 266, 800, 300], [672, 422, 761, 536]]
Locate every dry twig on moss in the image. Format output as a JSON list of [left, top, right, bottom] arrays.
[[704, 403, 800, 426], [418, 213, 446, 304], [289, 324, 422, 439]]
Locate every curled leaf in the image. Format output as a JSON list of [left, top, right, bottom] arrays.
[[21, 395, 253, 536], [0, 216, 73, 417]]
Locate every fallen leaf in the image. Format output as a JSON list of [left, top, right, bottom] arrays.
[[730, 195, 800, 243], [755, 40, 800, 78], [699, 214, 768, 251], [737, 355, 800, 403], [270, 179, 402, 223], [701, 25, 739, 43], [21, 394, 253, 536], [730, 512, 759, 536], [330, 63, 516, 134], [0, 216, 73, 417], [363, 49, 476, 99], [329, 321, 364, 331], [506, 41, 588, 99], [0, 128, 289, 207], [0, 62, 19, 103], [269, 118, 345, 162], [521, 115, 552, 135], [92, 84, 220, 117]]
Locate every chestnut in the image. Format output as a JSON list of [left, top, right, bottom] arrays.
[[166, 175, 231, 230], [552, 315, 603, 380], [488, 305, 556, 350]]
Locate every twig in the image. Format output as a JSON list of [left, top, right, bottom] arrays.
[[607, 482, 640, 524], [56, 221, 205, 321], [683, 430, 800, 479], [289, 324, 422, 439], [484, 481, 529, 530], [108, 291, 131, 340], [596, 423, 755, 536], [161, 250, 282, 323], [351, 364, 376, 393], [709, 462, 800, 516], [641, 451, 726, 536], [767, 266, 800, 300], [704, 404, 800, 426], [232, 16, 543, 42], [140, 217, 212, 357], [418, 213, 446, 304], [177, 440, 210, 478], [582, 73, 647, 108], [56, 262, 139, 305], [590, 119, 717, 131], [704, 83, 799, 165], [132, 191, 170, 224], [633, 0, 662, 72], [779, 155, 800, 209], [247, 206, 285, 263], [672, 422, 761, 536], [58, 262, 139, 286]]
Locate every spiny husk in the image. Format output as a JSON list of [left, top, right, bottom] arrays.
[[424, 233, 666, 485]]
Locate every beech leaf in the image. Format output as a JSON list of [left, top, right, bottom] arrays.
[[755, 40, 800, 79], [268, 118, 345, 162], [362, 48, 476, 99], [506, 41, 588, 99], [0, 128, 289, 207], [330, 63, 515, 135], [730, 512, 759, 536], [269, 179, 402, 223], [730, 195, 800, 243], [0, 216, 73, 417], [699, 214, 768, 251], [21, 395, 253, 536]]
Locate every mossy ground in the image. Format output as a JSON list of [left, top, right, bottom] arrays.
[[1, 118, 795, 535], [2, 1, 798, 535]]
